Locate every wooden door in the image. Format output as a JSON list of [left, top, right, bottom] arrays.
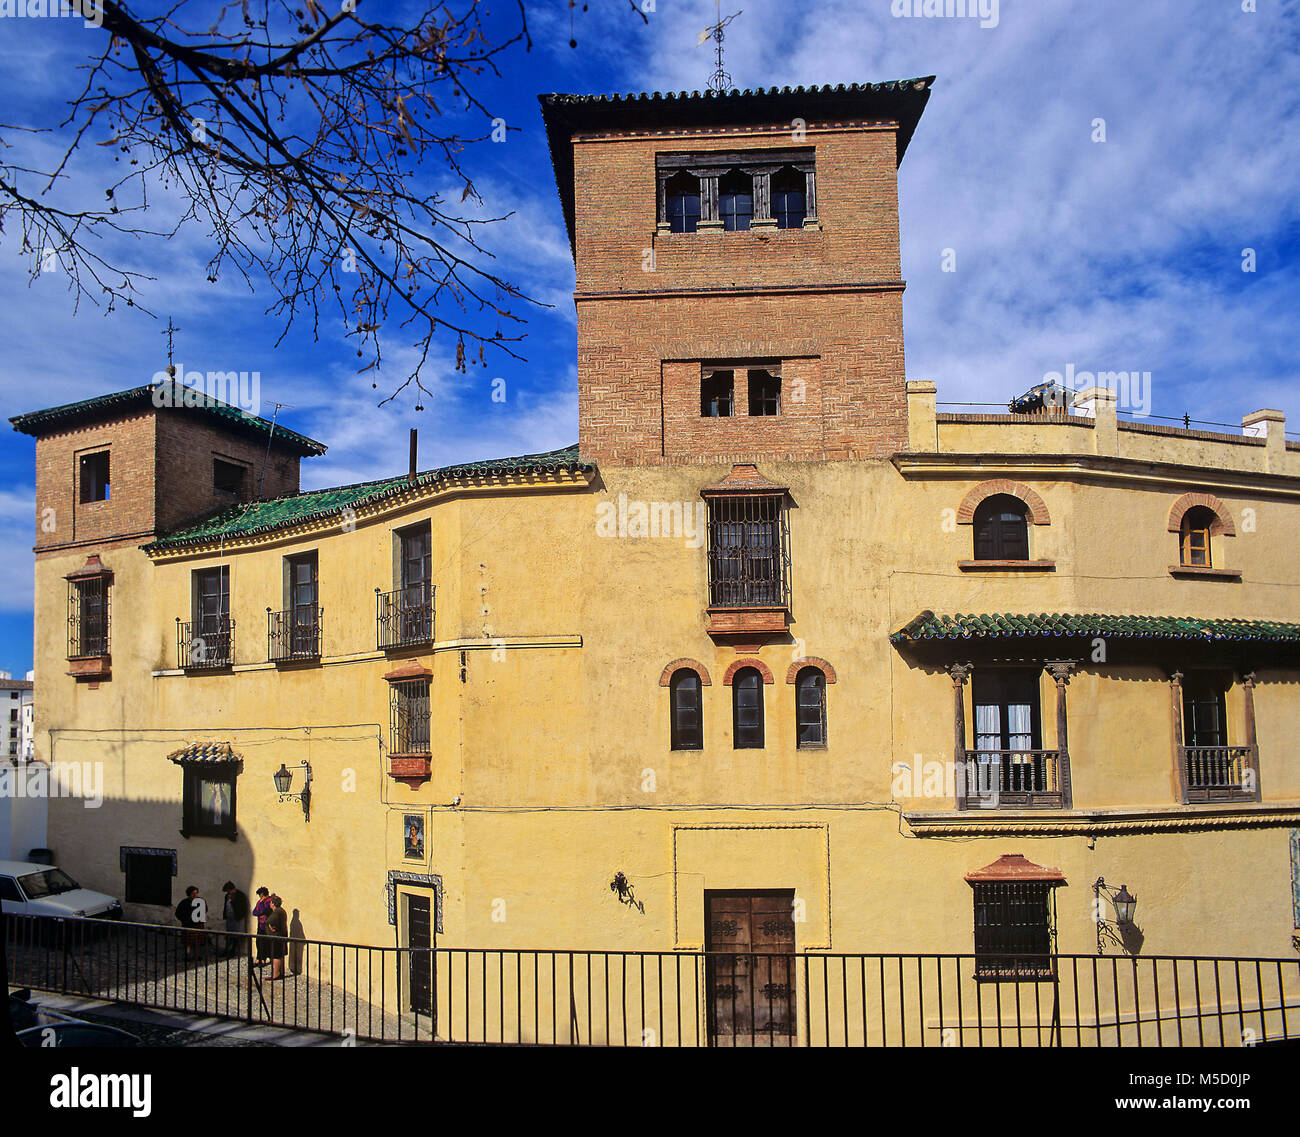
[[706, 890, 796, 1046], [406, 894, 434, 1014]]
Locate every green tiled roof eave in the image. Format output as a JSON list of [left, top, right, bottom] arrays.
[[890, 611, 1300, 645], [10, 383, 326, 456], [142, 444, 591, 552]]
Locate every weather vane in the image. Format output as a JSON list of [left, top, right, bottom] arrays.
[[698, 0, 742, 95], [162, 317, 180, 374]]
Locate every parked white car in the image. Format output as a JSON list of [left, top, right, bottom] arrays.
[[0, 860, 122, 920]]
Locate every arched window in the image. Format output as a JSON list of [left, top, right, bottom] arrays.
[[771, 167, 806, 229], [732, 667, 764, 748], [973, 494, 1030, 561], [718, 169, 753, 231], [669, 670, 703, 750], [666, 170, 700, 233], [795, 667, 826, 748], [1180, 506, 1215, 567]]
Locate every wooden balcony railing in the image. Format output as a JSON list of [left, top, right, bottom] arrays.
[[268, 607, 322, 662], [960, 750, 1067, 810], [1180, 745, 1258, 802]]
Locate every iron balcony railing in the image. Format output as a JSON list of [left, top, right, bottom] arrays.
[[377, 585, 435, 650], [268, 607, 323, 662], [176, 617, 235, 669], [67, 576, 109, 659], [6, 914, 1299, 1047], [960, 750, 1065, 809], [1181, 745, 1257, 801]]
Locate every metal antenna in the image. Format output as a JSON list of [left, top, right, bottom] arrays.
[[697, 0, 742, 95], [257, 402, 294, 500]]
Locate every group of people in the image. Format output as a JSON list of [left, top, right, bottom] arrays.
[[173, 882, 292, 978]]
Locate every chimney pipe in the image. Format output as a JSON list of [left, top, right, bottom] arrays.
[[408, 429, 418, 485]]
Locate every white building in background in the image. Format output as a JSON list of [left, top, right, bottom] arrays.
[[0, 671, 34, 760], [0, 670, 44, 860]]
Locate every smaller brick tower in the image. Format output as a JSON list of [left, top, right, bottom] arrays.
[[541, 79, 933, 466]]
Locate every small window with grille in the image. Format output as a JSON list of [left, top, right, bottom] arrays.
[[391, 679, 431, 756], [972, 881, 1055, 979], [705, 493, 789, 609], [68, 576, 110, 659]]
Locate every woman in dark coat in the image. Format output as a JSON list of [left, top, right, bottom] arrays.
[[268, 894, 290, 980]]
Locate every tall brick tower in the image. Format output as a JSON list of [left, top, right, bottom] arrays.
[[541, 80, 933, 465]]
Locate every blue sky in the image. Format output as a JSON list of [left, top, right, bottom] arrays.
[[0, 0, 1297, 676]]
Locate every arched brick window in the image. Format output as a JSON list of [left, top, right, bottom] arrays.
[[669, 670, 704, 751], [973, 494, 1030, 561], [795, 667, 827, 749], [732, 667, 765, 749]]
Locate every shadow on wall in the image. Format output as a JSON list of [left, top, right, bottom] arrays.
[[43, 795, 260, 926]]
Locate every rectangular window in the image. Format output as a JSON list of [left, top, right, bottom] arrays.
[[271, 552, 321, 659], [747, 368, 780, 416], [390, 680, 431, 755], [1183, 679, 1227, 747], [972, 671, 1042, 752], [972, 881, 1055, 979], [213, 458, 248, 499], [68, 576, 110, 659], [124, 851, 174, 906], [706, 494, 788, 608], [701, 369, 734, 417], [186, 567, 232, 667], [181, 765, 237, 838], [79, 451, 110, 503]]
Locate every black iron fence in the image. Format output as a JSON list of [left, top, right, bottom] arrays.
[[5, 914, 1298, 1046]]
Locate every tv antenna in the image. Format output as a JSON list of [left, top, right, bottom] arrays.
[[697, 1, 742, 95]]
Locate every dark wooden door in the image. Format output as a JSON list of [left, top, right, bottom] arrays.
[[406, 894, 433, 1014], [706, 890, 796, 1047]]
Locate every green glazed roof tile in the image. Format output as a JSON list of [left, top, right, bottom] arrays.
[[10, 382, 326, 456], [143, 444, 590, 552], [891, 611, 1300, 645]]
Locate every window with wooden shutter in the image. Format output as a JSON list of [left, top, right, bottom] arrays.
[[972, 494, 1030, 561]]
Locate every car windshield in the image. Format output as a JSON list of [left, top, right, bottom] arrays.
[[18, 869, 80, 899]]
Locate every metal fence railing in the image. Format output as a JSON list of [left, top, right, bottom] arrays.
[[5, 914, 1298, 1046]]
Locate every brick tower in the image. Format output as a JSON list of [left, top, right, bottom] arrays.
[[540, 79, 934, 465]]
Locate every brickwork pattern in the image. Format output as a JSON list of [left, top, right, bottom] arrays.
[[955, 480, 1052, 526], [1167, 491, 1237, 536]]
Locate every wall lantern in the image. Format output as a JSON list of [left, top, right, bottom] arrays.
[[1092, 877, 1137, 955], [273, 761, 312, 822]]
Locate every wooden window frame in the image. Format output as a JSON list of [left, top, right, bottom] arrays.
[[670, 670, 704, 751], [972, 494, 1030, 562], [795, 666, 827, 749], [732, 667, 765, 749]]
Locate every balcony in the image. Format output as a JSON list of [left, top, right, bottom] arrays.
[[959, 750, 1067, 810], [376, 586, 434, 651], [268, 607, 323, 663], [177, 618, 234, 670], [1180, 745, 1259, 803]]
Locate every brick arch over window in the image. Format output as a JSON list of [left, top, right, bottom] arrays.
[[1167, 492, 1236, 537], [659, 658, 712, 687], [722, 658, 774, 686], [785, 657, 837, 685], [956, 481, 1050, 526]]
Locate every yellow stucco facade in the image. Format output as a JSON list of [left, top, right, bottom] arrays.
[[14, 81, 1300, 1044]]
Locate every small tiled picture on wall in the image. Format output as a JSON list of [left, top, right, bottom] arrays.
[[404, 815, 424, 861]]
